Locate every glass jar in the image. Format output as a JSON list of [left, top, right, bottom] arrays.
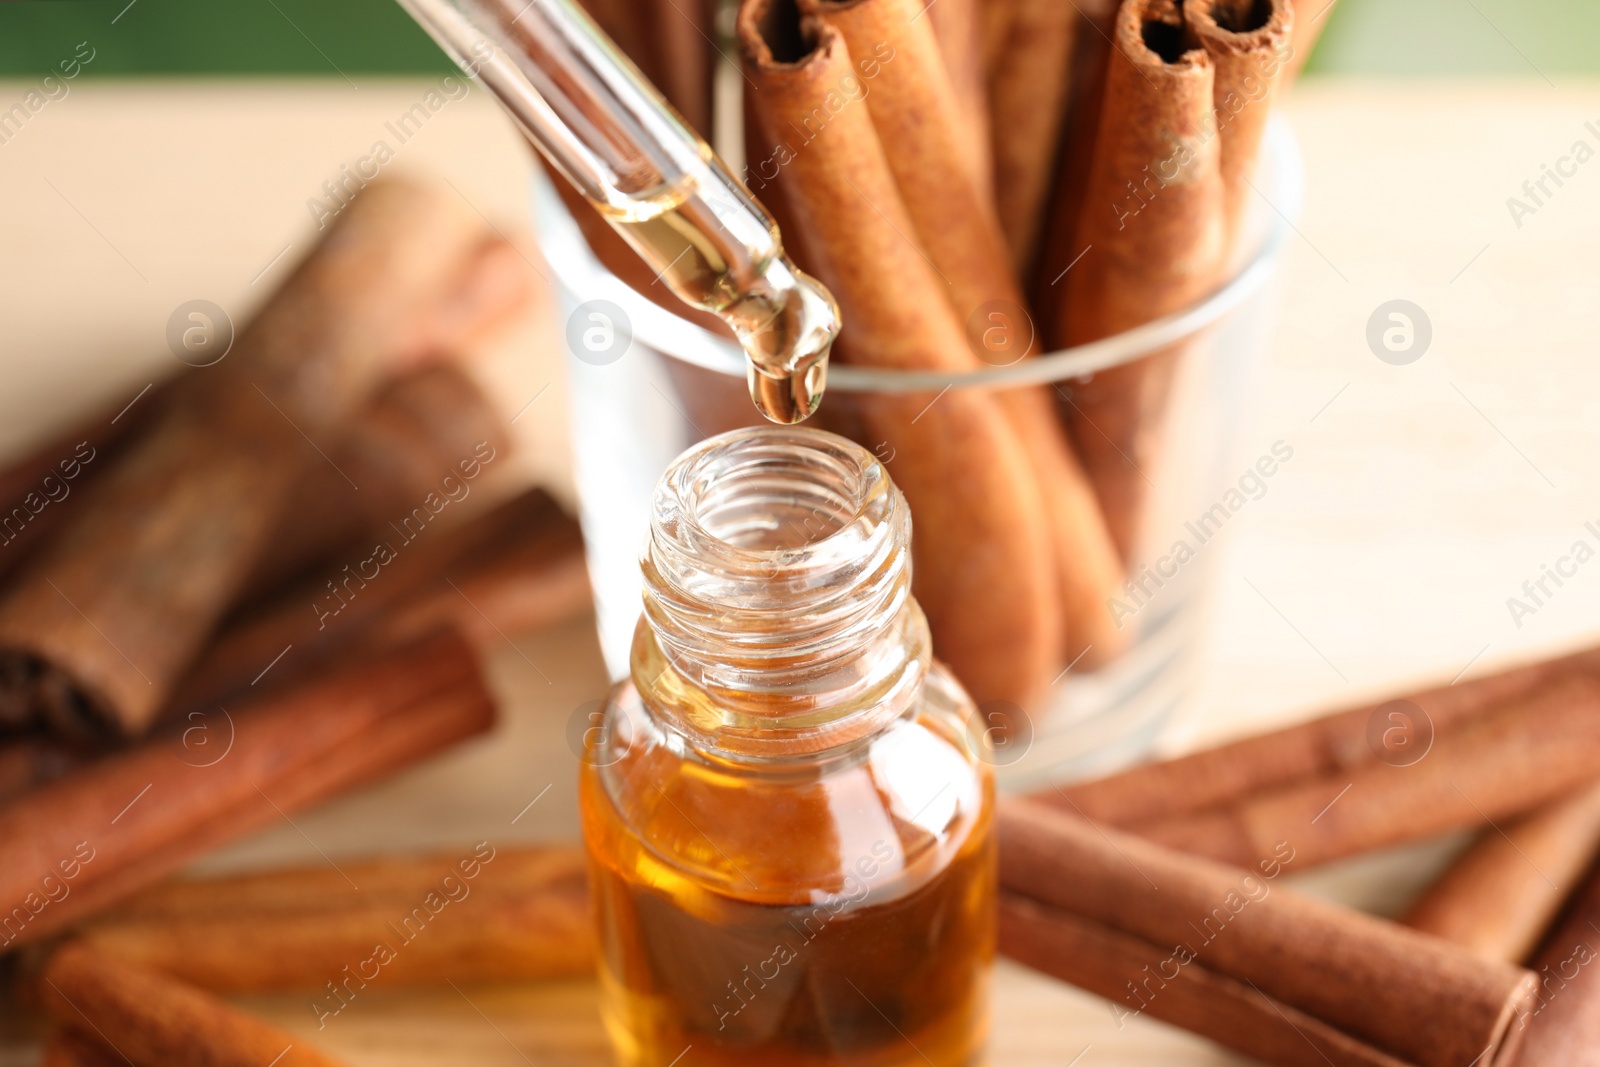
[[578, 426, 995, 1067], [544, 118, 1303, 791]]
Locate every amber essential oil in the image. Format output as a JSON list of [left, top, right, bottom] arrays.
[[579, 427, 996, 1066]]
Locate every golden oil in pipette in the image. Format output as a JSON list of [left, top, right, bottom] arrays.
[[600, 179, 838, 424]]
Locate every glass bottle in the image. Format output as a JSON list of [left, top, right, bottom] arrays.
[[579, 426, 996, 1067]]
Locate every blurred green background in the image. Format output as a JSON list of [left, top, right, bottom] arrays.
[[0, 0, 1595, 77]]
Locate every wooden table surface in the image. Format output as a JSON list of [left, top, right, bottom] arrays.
[[1, 77, 1598, 1065]]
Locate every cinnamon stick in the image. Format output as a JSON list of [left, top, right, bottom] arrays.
[[1000, 797, 1537, 1067], [0, 490, 583, 808], [169, 487, 586, 714], [0, 628, 495, 952], [1187, 0, 1294, 249], [1057, 0, 1227, 561], [1403, 782, 1600, 964], [1043, 644, 1599, 828], [0, 234, 533, 601], [800, 0, 1126, 668], [984, 0, 1078, 275], [574, 0, 715, 136], [923, 0, 989, 189], [0, 179, 482, 739], [796, 0, 1002, 318], [1516, 854, 1600, 1063], [40, 1031, 124, 1067], [243, 361, 516, 599], [738, 0, 1064, 709], [37, 941, 348, 1067], [1000, 892, 1411, 1067], [0, 734, 87, 805], [70, 845, 593, 993], [1139, 676, 1600, 869], [1029, 0, 1118, 324], [0, 395, 146, 588]]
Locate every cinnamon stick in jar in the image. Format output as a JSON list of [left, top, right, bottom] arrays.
[[0, 179, 482, 740], [984, 0, 1078, 276], [922, 0, 989, 187], [1186, 0, 1294, 251], [70, 845, 594, 992], [798, 0, 1127, 668], [0, 629, 495, 952], [1403, 782, 1600, 964], [1041, 644, 1599, 828], [1028, 0, 1118, 326], [1058, 0, 1228, 561], [1139, 676, 1600, 869], [737, 0, 1064, 710], [999, 797, 1537, 1067], [36, 941, 349, 1067]]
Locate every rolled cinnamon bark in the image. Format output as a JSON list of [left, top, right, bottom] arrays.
[[1140, 676, 1600, 869], [0, 735, 87, 805], [985, 0, 1078, 275], [923, 0, 989, 188], [37, 941, 348, 1067], [1517, 855, 1600, 1063], [738, 0, 1064, 709], [170, 487, 586, 714], [1030, 0, 1118, 323], [0, 179, 481, 739], [1043, 645, 1599, 828], [800, 0, 989, 201], [0, 629, 495, 952], [573, 0, 714, 136], [0, 491, 583, 807], [1058, 0, 1227, 561], [799, 0, 1127, 667], [1403, 782, 1600, 963], [0, 234, 532, 602], [41, 1031, 125, 1067], [0, 394, 149, 589], [373, 511, 591, 651], [70, 845, 593, 992], [1000, 797, 1537, 1067], [1000, 892, 1411, 1067], [1187, 0, 1293, 250], [244, 362, 516, 599]]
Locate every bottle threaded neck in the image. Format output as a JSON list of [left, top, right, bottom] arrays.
[[635, 426, 928, 756]]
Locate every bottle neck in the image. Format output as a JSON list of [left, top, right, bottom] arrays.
[[632, 427, 930, 759]]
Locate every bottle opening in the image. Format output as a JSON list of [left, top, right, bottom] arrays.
[[682, 432, 866, 551], [637, 426, 926, 755], [650, 426, 902, 605]]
